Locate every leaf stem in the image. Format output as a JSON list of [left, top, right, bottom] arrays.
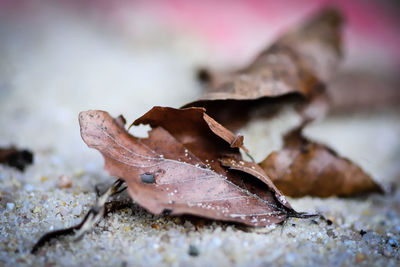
[[31, 179, 125, 254]]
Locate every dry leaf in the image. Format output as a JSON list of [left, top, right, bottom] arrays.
[[259, 126, 383, 197], [327, 71, 400, 114], [184, 8, 342, 129], [0, 146, 33, 171], [79, 107, 307, 227], [276, 7, 342, 83]]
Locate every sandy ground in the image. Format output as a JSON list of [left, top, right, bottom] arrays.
[[1, 6, 400, 267]]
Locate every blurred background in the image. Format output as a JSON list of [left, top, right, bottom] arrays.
[[0, 0, 399, 185]]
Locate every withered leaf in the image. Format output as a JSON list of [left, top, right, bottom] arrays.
[[276, 7, 342, 83], [259, 126, 383, 197], [327, 71, 400, 114], [184, 8, 342, 130], [0, 146, 34, 171], [79, 107, 305, 227]]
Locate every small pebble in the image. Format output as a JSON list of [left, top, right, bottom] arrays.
[[74, 169, 85, 178], [58, 175, 72, 188], [188, 245, 200, 257], [388, 239, 398, 248], [163, 253, 176, 264], [33, 206, 41, 213], [151, 223, 160, 230], [6, 202, 15, 210], [355, 253, 365, 263], [173, 217, 182, 224]]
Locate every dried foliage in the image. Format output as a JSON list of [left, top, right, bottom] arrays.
[[259, 126, 383, 197], [184, 8, 342, 129], [0, 146, 33, 171], [79, 108, 309, 227]]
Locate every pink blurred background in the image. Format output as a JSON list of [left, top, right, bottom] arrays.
[[2, 0, 400, 65]]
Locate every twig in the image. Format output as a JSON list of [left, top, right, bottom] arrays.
[[31, 179, 125, 254]]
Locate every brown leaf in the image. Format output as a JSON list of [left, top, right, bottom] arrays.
[[259, 126, 383, 197], [276, 7, 343, 83], [0, 146, 34, 171], [327, 71, 400, 114], [79, 107, 305, 226], [184, 8, 343, 129]]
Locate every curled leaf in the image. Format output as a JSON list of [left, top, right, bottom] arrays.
[[79, 108, 305, 226], [327, 71, 400, 113], [184, 8, 343, 129], [259, 126, 383, 197], [277, 7, 343, 83]]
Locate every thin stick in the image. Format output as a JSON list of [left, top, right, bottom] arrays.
[[31, 179, 125, 254]]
